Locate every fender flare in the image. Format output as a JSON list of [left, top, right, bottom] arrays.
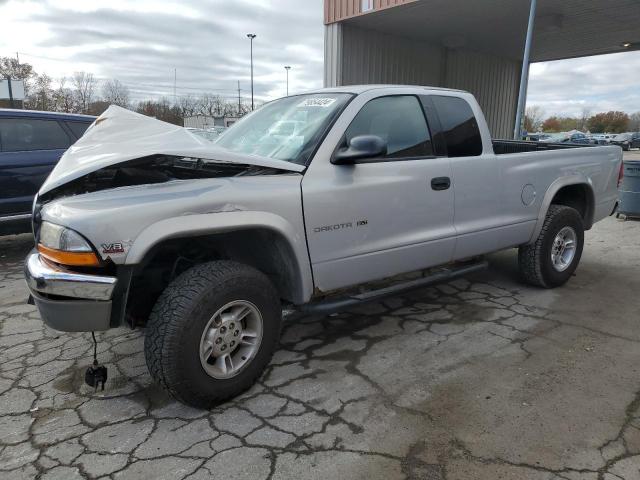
[[527, 175, 595, 244], [125, 210, 314, 304]]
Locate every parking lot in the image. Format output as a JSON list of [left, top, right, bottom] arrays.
[[624, 150, 640, 162], [1, 162, 640, 480]]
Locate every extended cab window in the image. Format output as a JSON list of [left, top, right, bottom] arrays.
[[345, 96, 433, 159], [431, 96, 482, 157], [0, 118, 71, 152]]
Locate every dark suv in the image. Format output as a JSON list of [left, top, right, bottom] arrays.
[[611, 132, 640, 151], [0, 109, 95, 234]]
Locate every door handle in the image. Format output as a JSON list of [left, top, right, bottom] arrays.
[[431, 177, 451, 191]]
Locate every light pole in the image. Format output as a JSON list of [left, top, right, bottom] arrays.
[[247, 33, 256, 110], [284, 66, 291, 96]]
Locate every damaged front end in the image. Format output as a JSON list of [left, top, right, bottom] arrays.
[[38, 154, 292, 204], [37, 105, 304, 205], [38, 105, 304, 196], [27, 105, 305, 334]]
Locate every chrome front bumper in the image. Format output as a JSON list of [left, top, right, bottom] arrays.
[[25, 251, 116, 300], [24, 251, 118, 332]]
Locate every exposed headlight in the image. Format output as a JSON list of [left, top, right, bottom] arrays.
[[38, 222, 100, 266], [39, 222, 92, 252]]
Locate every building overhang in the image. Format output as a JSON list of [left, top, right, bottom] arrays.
[[336, 0, 640, 62]]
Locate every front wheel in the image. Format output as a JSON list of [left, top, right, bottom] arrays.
[[518, 205, 584, 288], [144, 261, 282, 408]]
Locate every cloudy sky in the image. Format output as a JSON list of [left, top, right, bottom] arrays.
[[529, 51, 640, 117], [1, 0, 639, 117], [0, 0, 326, 103]]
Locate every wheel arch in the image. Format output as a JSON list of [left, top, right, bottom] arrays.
[[126, 211, 314, 305], [528, 177, 595, 244]]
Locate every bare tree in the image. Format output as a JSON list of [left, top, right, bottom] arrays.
[[102, 79, 130, 108], [178, 95, 198, 118], [629, 112, 640, 132], [25, 74, 54, 111], [229, 100, 251, 117], [524, 105, 545, 132], [72, 71, 96, 114], [579, 107, 592, 131], [0, 56, 37, 108], [196, 93, 235, 117], [0, 56, 34, 82], [0, 56, 35, 102], [53, 77, 76, 113]]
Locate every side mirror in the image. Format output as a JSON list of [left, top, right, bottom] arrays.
[[332, 135, 387, 165]]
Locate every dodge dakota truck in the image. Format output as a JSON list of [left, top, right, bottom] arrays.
[[24, 86, 622, 407]]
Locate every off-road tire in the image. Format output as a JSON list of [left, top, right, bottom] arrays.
[[518, 205, 584, 288], [144, 260, 281, 408]]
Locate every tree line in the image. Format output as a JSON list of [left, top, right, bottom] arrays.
[[4, 56, 639, 132], [0, 56, 251, 125], [525, 105, 640, 134]]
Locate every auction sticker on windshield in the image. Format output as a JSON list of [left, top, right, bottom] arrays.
[[298, 98, 336, 108]]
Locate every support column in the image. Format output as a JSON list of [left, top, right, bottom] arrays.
[[513, 0, 537, 139], [323, 23, 343, 87]]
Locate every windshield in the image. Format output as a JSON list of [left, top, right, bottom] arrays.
[[614, 133, 631, 140], [215, 93, 352, 165]]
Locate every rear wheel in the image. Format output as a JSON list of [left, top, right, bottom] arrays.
[[144, 260, 281, 408], [518, 205, 584, 288]]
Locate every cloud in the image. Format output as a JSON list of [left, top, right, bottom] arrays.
[[528, 51, 640, 117], [1, 0, 639, 116], [0, 0, 324, 102]]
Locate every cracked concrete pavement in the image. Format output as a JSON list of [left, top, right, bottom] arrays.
[[1, 215, 640, 479]]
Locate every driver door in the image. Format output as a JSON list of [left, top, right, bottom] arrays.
[[302, 94, 456, 293]]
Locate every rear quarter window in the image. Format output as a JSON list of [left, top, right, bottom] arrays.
[[65, 121, 92, 139], [431, 96, 483, 157], [0, 118, 71, 152]]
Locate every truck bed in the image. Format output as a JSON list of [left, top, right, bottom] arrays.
[[492, 140, 594, 155]]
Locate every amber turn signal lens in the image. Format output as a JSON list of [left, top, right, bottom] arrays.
[[37, 244, 101, 267]]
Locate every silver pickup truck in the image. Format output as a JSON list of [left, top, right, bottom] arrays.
[[24, 86, 622, 407]]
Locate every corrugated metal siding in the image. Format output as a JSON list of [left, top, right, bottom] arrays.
[[443, 49, 520, 138], [374, 0, 414, 10], [340, 24, 442, 86], [324, 23, 343, 87], [325, 0, 360, 24], [325, 0, 414, 24], [325, 24, 521, 138]]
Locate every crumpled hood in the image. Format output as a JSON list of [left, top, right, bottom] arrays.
[[40, 105, 304, 195]]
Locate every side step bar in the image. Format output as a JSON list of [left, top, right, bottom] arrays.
[[295, 260, 488, 317]]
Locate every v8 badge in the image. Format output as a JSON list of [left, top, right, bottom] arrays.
[[101, 243, 125, 254]]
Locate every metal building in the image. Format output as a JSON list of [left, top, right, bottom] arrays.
[[324, 0, 640, 138]]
